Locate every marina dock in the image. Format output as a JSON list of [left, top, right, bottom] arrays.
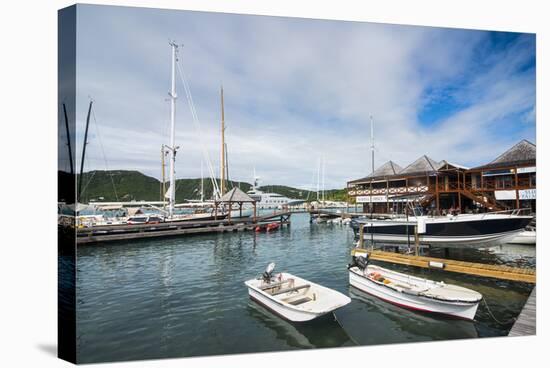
[[508, 287, 536, 336], [352, 249, 536, 283], [309, 209, 390, 218], [308, 209, 392, 221], [77, 211, 291, 245]]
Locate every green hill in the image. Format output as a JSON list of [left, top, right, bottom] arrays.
[[77, 170, 347, 203], [78, 170, 160, 203]]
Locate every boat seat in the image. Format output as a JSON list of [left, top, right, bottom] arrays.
[[259, 279, 292, 291], [271, 284, 311, 296], [287, 297, 312, 306]]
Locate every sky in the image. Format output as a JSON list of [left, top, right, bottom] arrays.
[[64, 4, 536, 190]]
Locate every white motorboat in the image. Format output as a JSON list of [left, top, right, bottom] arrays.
[[348, 256, 482, 320], [245, 263, 351, 322], [246, 176, 304, 209], [351, 211, 533, 248], [508, 227, 536, 245]]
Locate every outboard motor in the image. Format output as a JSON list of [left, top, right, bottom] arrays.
[[356, 255, 368, 270], [262, 262, 276, 283], [348, 255, 369, 270]]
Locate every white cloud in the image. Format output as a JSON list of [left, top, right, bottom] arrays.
[[72, 5, 535, 190]]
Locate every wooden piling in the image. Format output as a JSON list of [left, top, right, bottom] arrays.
[[359, 224, 364, 249]]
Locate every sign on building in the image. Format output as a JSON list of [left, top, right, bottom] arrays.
[[495, 189, 536, 200]]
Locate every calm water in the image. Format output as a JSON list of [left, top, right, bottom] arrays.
[[76, 213, 535, 363]]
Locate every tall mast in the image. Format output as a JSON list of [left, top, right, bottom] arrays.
[[370, 115, 374, 174], [168, 41, 179, 217], [370, 115, 374, 214], [161, 145, 166, 208], [322, 156, 325, 203], [200, 160, 204, 202], [78, 100, 93, 202], [316, 157, 320, 201], [220, 86, 226, 196], [62, 103, 74, 175], [225, 142, 229, 188]]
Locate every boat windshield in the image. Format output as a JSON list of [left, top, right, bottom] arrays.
[[410, 205, 424, 217]]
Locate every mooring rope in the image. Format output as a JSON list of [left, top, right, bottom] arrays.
[[480, 297, 516, 325], [332, 311, 360, 346]]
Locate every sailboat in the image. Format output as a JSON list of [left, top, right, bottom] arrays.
[[155, 42, 225, 223]]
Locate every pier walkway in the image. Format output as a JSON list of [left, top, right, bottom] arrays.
[[309, 209, 390, 219], [77, 211, 291, 245], [352, 249, 536, 283], [509, 287, 536, 336]]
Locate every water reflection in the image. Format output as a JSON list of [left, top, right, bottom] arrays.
[[76, 213, 535, 363], [246, 300, 353, 349], [345, 287, 479, 344]]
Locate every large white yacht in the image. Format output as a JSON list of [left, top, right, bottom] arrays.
[[246, 177, 304, 209]]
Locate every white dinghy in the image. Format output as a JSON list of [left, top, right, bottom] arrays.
[[508, 226, 536, 245], [245, 263, 351, 322], [348, 256, 482, 320]]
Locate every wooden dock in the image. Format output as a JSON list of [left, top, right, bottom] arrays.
[[509, 287, 536, 336], [352, 249, 536, 283], [308, 209, 389, 220], [77, 211, 291, 245]]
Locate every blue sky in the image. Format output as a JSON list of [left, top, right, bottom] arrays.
[[65, 4, 536, 189]]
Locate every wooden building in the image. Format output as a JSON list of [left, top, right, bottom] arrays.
[[467, 140, 536, 212], [347, 140, 536, 214]]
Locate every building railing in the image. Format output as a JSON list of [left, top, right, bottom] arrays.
[[349, 177, 535, 196], [348, 185, 431, 196], [469, 177, 534, 191]]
